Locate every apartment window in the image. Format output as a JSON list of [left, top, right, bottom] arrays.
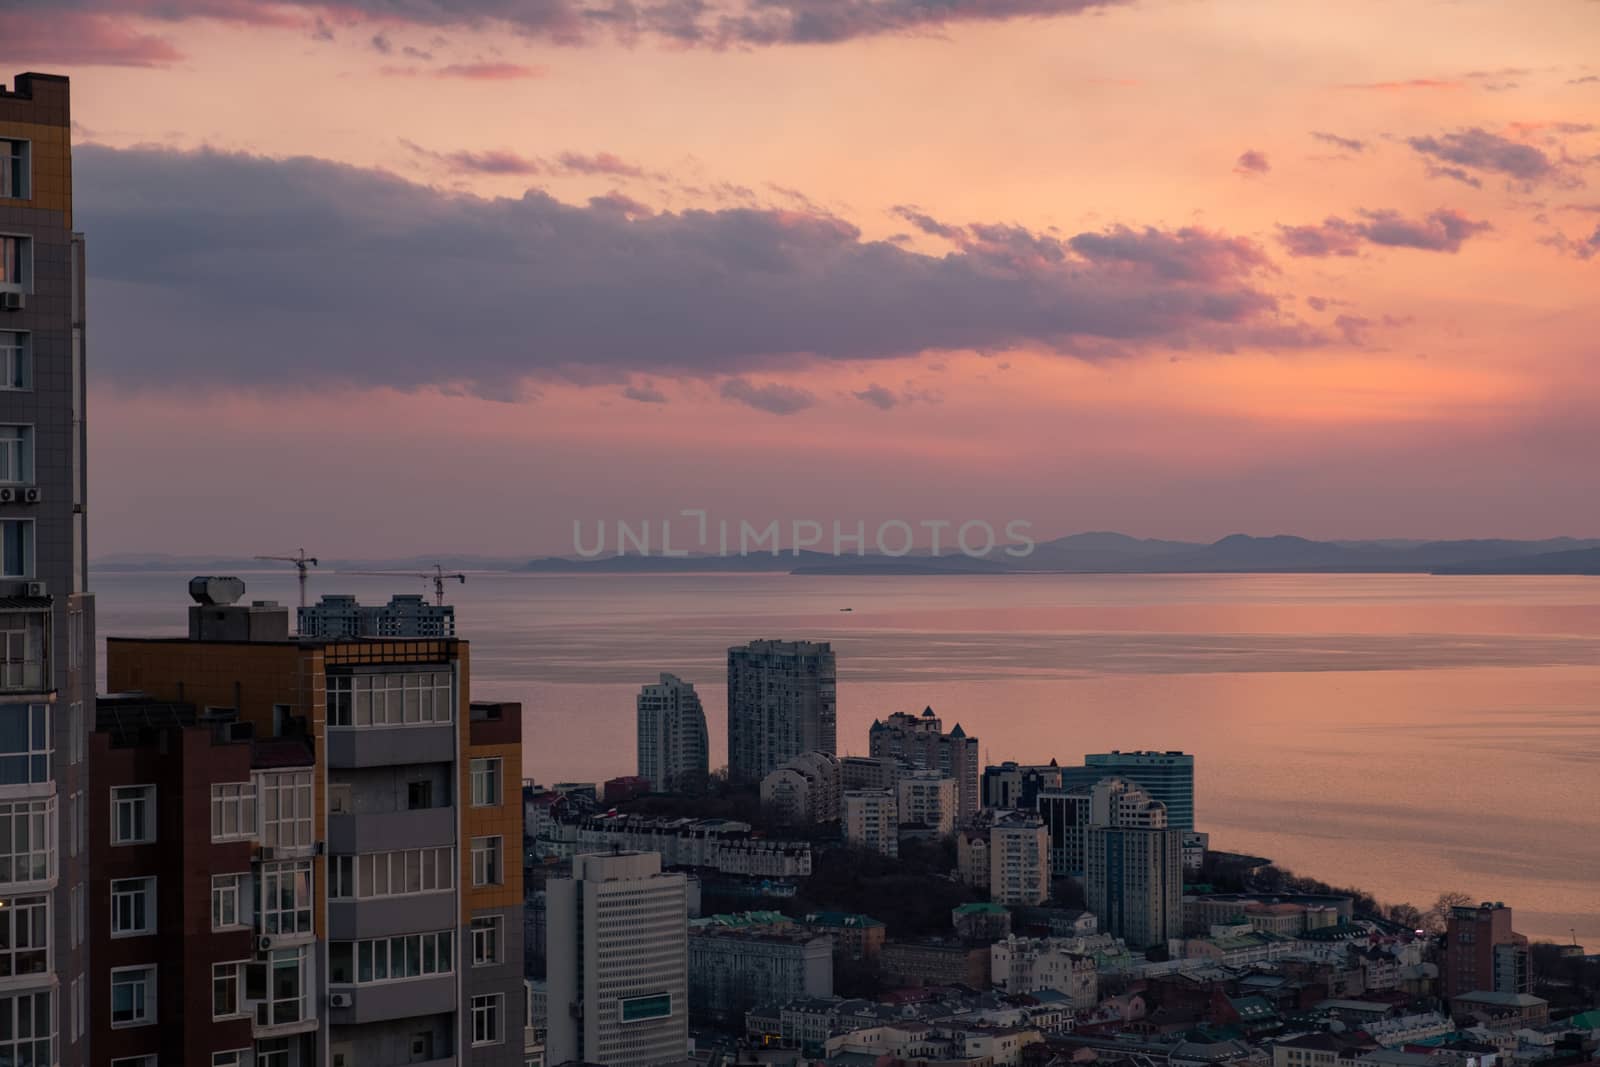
[[328, 781, 351, 814], [471, 915, 502, 966], [110, 876, 156, 937], [110, 966, 156, 1027], [326, 671, 453, 727], [71, 976, 82, 1042], [212, 960, 245, 1019], [329, 930, 454, 985], [0, 141, 26, 200], [0, 894, 48, 977], [470, 757, 503, 807], [258, 860, 313, 935], [213, 1052, 248, 1067], [348, 846, 453, 898], [0, 521, 30, 579], [471, 835, 503, 886], [254, 947, 308, 1028], [0, 702, 49, 785], [258, 770, 312, 848], [0, 333, 28, 391], [471, 993, 503, 1046], [111, 785, 156, 845], [111, 1059, 156, 1067], [209, 781, 257, 841], [330, 854, 355, 899], [0, 797, 54, 884], [257, 1037, 292, 1067], [407, 779, 433, 810], [0, 426, 31, 484], [0, 613, 44, 691], [0, 991, 51, 1066], [71, 883, 82, 946], [69, 701, 84, 765], [0, 236, 28, 291]]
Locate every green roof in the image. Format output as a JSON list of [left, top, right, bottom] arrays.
[[803, 911, 884, 929], [954, 902, 1010, 915]]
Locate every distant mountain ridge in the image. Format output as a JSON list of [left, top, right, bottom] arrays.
[[94, 535, 1600, 577]]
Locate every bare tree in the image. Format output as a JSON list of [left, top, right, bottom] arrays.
[[1425, 890, 1475, 933]]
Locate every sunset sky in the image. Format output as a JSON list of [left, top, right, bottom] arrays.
[[5, 0, 1600, 557]]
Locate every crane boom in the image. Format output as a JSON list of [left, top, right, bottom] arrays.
[[337, 563, 466, 606], [253, 547, 319, 608]]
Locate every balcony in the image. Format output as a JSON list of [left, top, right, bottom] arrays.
[[326, 974, 457, 1025], [325, 723, 455, 769], [329, 891, 459, 941], [327, 805, 455, 854], [251, 998, 319, 1039]]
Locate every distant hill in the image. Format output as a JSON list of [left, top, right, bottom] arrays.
[[1433, 547, 1600, 575], [95, 534, 1600, 577]]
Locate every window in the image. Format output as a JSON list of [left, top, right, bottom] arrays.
[[258, 860, 312, 935], [258, 770, 312, 848], [472, 993, 503, 1046], [257, 1037, 292, 1067], [0, 894, 48, 977], [212, 961, 244, 1019], [0, 141, 26, 200], [0, 991, 51, 1066], [471, 836, 503, 886], [0, 613, 44, 691], [212, 873, 244, 930], [0, 521, 30, 579], [471, 915, 502, 966], [326, 671, 453, 727], [0, 236, 28, 292], [407, 779, 433, 810], [0, 333, 27, 391], [339, 846, 453, 899], [213, 1051, 248, 1067], [0, 426, 31, 484], [471, 757, 503, 807], [0, 797, 54, 884], [71, 976, 82, 1042], [0, 614, 43, 697], [329, 930, 454, 985], [71, 883, 82, 947], [110, 966, 155, 1027], [110, 1059, 156, 1067], [621, 992, 673, 1022], [328, 781, 352, 814], [0, 702, 49, 785], [68, 701, 84, 764], [111, 785, 155, 845], [252, 948, 308, 1029], [110, 877, 156, 937], [209, 781, 257, 841]]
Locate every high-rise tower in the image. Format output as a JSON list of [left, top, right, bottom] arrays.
[[726, 640, 835, 784], [0, 72, 94, 1067]]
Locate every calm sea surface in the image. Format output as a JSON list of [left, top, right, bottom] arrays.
[[93, 570, 1600, 944]]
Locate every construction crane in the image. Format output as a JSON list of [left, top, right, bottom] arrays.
[[341, 563, 466, 606], [254, 548, 319, 607]]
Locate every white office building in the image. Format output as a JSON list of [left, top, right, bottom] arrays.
[[843, 789, 899, 858], [546, 851, 690, 1067]]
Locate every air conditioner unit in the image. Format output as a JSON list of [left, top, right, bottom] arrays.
[[0, 293, 22, 312], [257, 846, 277, 862], [226, 721, 254, 743], [257, 934, 275, 952], [20, 488, 38, 504], [329, 992, 354, 1009], [0, 489, 14, 504], [24, 581, 45, 598]]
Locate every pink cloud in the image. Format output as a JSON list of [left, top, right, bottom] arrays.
[[434, 62, 545, 80], [0, 12, 183, 68]]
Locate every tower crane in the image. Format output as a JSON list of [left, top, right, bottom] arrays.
[[254, 548, 319, 607], [341, 563, 466, 606]]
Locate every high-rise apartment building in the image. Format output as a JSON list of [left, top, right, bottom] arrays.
[[1036, 790, 1092, 877], [726, 640, 835, 784], [635, 673, 709, 793], [868, 708, 979, 824], [1443, 902, 1530, 998], [989, 810, 1050, 906], [1080, 751, 1195, 831], [895, 771, 958, 836], [842, 789, 898, 858], [0, 72, 94, 1067], [298, 594, 456, 639], [97, 581, 526, 1067], [1084, 778, 1184, 949], [546, 851, 689, 1067]]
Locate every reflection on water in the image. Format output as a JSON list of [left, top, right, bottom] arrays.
[[94, 570, 1600, 942]]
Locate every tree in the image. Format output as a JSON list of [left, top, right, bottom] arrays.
[[1425, 891, 1475, 934], [1386, 903, 1425, 930]]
